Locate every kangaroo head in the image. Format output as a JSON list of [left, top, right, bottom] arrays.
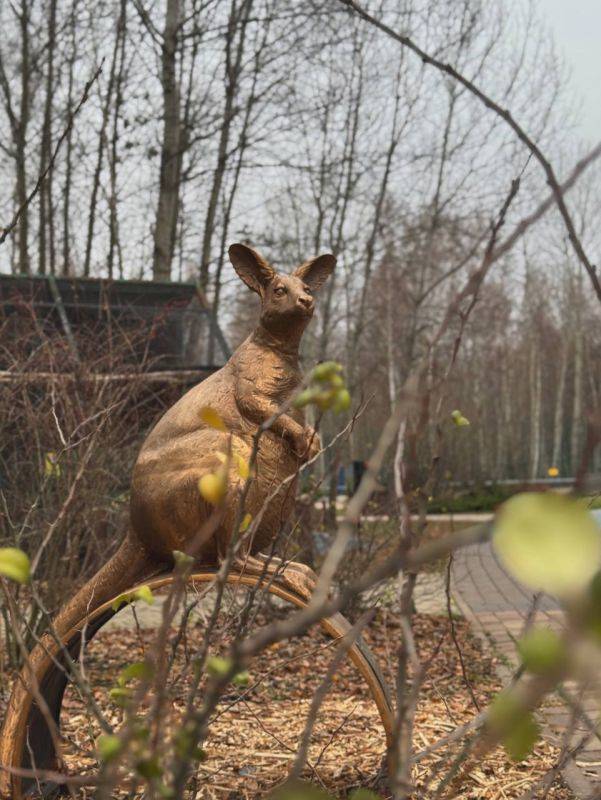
[[228, 243, 336, 337]]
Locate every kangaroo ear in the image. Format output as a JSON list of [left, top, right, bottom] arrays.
[[293, 253, 336, 291], [228, 243, 275, 294]]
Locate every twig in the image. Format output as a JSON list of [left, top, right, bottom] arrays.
[[0, 61, 104, 246], [446, 553, 479, 712], [337, 0, 601, 302]]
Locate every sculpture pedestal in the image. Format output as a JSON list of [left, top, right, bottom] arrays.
[[0, 570, 393, 799]]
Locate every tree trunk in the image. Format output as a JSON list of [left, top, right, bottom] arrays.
[[570, 327, 584, 475], [38, 0, 57, 275], [551, 337, 569, 471], [62, 6, 77, 276], [83, 20, 121, 277], [108, 0, 127, 279], [152, 0, 182, 282], [199, 0, 252, 292], [16, 0, 31, 274], [529, 341, 542, 479]]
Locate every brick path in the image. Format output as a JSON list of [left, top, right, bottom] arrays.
[[452, 539, 601, 799]]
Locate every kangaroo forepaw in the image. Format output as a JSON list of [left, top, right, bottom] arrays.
[[233, 553, 316, 601], [277, 564, 315, 601]]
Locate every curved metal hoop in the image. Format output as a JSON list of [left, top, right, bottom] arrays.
[[0, 570, 393, 799]]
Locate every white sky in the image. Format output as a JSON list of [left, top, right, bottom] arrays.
[[536, 0, 601, 145]]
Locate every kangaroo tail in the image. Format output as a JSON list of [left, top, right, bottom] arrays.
[[50, 531, 163, 640], [0, 534, 166, 797]]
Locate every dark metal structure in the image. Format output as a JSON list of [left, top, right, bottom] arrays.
[[0, 273, 230, 379]]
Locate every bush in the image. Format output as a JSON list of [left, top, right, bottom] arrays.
[[427, 484, 516, 514]]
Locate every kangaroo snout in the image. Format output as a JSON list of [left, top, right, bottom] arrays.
[[297, 294, 314, 313]]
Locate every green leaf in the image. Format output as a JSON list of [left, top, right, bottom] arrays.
[[232, 670, 250, 687], [0, 547, 30, 584], [109, 687, 130, 707], [293, 388, 320, 409], [269, 781, 334, 800], [136, 757, 163, 779], [584, 571, 601, 640], [487, 691, 540, 761], [206, 655, 251, 688], [333, 388, 351, 413], [206, 655, 233, 678], [503, 712, 539, 761], [488, 691, 521, 727], [493, 493, 601, 597], [97, 734, 122, 762], [312, 361, 343, 382], [44, 451, 62, 478], [173, 549, 194, 568], [111, 584, 155, 612], [451, 409, 470, 427], [315, 389, 337, 410], [239, 513, 252, 533], [174, 728, 205, 761], [119, 661, 154, 685], [134, 585, 154, 605], [132, 723, 150, 741], [350, 791, 384, 800], [517, 628, 567, 675]]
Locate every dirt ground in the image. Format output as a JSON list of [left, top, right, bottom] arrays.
[[0, 583, 575, 799]]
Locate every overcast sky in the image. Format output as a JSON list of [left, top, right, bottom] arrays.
[[537, 0, 601, 144]]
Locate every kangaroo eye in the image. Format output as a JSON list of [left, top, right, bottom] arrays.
[[274, 286, 287, 297], [304, 286, 312, 295]]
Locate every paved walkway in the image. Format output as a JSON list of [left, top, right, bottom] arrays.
[[452, 539, 601, 799]]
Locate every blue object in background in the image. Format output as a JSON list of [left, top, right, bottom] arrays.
[[337, 465, 346, 495]]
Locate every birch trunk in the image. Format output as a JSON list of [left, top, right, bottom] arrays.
[[529, 341, 542, 479], [38, 0, 57, 275], [152, 0, 182, 282], [551, 337, 569, 470], [199, 0, 252, 292], [570, 327, 584, 475], [16, 1, 31, 274]]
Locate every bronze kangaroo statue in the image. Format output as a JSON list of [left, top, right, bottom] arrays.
[[50, 243, 336, 640]]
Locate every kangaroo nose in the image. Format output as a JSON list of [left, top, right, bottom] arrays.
[[298, 295, 313, 311]]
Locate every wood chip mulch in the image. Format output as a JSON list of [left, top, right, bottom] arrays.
[[0, 593, 575, 799]]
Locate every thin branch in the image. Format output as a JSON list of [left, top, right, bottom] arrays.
[[0, 61, 104, 247], [337, 0, 601, 301]]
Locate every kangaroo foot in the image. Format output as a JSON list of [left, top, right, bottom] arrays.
[[233, 553, 316, 601]]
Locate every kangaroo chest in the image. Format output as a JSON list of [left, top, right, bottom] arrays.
[[236, 344, 302, 404]]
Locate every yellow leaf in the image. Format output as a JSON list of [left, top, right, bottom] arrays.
[[134, 585, 154, 605], [315, 389, 336, 410], [234, 453, 251, 480], [333, 388, 351, 413], [199, 406, 227, 431], [293, 388, 319, 408], [0, 547, 30, 584], [548, 466, 559, 478], [451, 410, 470, 427], [198, 471, 227, 505], [493, 493, 601, 598], [44, 451, 61, 478], [239, 513, 252, 533], [111, 584, 154, 611], [312, 361, 343, 382]]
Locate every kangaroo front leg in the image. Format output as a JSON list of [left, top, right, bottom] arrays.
[[235, 380, 315, 461]]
